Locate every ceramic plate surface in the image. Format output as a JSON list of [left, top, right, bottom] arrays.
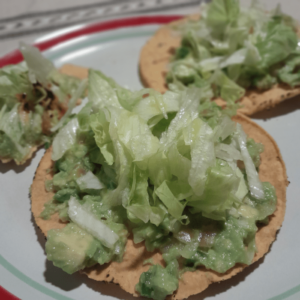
[[0, 16, 300, 300]]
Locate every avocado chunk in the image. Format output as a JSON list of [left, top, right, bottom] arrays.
[[46, 222, 98, 274], [136, 261, 179, 300]]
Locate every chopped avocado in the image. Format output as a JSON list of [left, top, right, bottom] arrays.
[[57, 202, 70, 222], [172, 64, 196, 85], [246, 138, 264, 168], [46, 223, 98, 274], [53, 188, 78, 203], [40, 199, 70, 222], [246, 182, 277, 221], [174, 46, 190, 60], [187, 216, 257, 273], [40, 200, 57, 220], [136, 260, 179, 300]]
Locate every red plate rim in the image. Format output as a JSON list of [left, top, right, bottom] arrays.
[[0, 15, 183, 68], [0, 286, 20, 300]]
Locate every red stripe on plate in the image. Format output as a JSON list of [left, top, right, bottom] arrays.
[[0, 15, 182, 67], [0, 286, 20, 300]]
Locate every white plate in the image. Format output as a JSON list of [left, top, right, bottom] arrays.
[[1, 16, 300, 300]]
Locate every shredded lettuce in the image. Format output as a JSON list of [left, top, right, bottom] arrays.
[[0, 43, 84, 164], [0, 104, 31, 158], [68, 197, 119, 248], [167, 0, 300, 103], [51, 78, 87, 132], [76, 171, 105, 191], [236, 124, 264, 199], [19, 42, 54, 85], [155, 181, 185, 220], [52, 118, 79, 161], [278, 53, 300, 87], [188, 120, 215, 196]]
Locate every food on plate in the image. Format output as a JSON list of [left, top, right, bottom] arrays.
[[139, 0, 300, 115], [31, 65, 287, 299], [0, 43, 86, 165]]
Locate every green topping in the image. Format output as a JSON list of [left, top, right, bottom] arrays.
[[40, 200, 57, 220], [188, 159, 240, 220], [46, 222, 127, 274], [247, 138, 264, 168], [0, 44, 84, 164], [0, 131, 20, 162], [246, 182, 277, 221], [40, 199, 70, 221], [278, 55, 300, 87], [193, 216, 257, 272], [46, 223, 98, 274], [136, 261, 179, 300], [54, 188, 78, 203], [175, 46, 190, 60], [167, 0, 300, 104]]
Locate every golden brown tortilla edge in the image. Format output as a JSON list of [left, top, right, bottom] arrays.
[[59, 64, 89, 80]]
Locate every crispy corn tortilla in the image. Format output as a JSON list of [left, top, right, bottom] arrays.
[[31, 113, 287, 300], [0, 65, 86, 165], [139, 16, 300, 116]]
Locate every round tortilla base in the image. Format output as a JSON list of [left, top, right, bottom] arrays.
[[139, 16, 300, 116], [31, 114, 287, 300]]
